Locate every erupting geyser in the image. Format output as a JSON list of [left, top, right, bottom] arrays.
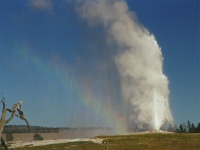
[[77, 0, 174, 131]]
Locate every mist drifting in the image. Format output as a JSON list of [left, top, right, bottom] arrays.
[[77, 0, 173, 131]]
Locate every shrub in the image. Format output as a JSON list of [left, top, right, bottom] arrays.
[[33, 133, 43, 141]]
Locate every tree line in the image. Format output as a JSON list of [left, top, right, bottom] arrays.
[[177, 120, 200, 133], [3, 125, 60, 133]]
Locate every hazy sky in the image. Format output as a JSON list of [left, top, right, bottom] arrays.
[[0, 0, 199, 128]]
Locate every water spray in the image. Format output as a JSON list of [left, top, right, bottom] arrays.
[[77, 0, 174, 131]]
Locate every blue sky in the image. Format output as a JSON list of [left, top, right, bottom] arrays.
[[0, 0, 199, 128]]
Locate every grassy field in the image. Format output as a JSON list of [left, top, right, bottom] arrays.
[[13, 133, 200, 150]]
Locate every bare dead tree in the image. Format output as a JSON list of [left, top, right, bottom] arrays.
[[0, 96, 29, 149]]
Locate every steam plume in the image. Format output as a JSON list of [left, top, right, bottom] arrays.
[[77, 0, 173, 130]]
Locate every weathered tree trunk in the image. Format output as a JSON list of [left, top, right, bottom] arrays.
[[0, 100, 7, 138], [0, 98, 29, 149]]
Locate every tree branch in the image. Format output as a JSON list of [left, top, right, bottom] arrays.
[[5, 100, 23, 124]]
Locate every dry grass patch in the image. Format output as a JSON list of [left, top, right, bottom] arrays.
[[14, 133, 200, 150]]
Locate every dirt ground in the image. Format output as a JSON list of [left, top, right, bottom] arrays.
[[8, 138, 103, 149], [2, 129, 108, 148], [2, 130, 176, 149], [2, 128, 115, 142]]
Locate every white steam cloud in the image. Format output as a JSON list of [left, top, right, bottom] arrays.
[[77, 0, 173, 130], [29, 0, 53, 11]]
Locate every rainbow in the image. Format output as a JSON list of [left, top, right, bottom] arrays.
[[19, 48, 128, 133]]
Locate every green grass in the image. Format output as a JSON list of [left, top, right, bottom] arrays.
[[100, 133, 200, 150], [13, 142, 105, 150], [13, 133, 200, 150]]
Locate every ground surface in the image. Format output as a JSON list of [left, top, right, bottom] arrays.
[[2, 128, 115, 142], [3, 132, 200, 150]]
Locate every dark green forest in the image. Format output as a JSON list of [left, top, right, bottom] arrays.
[[2, 125, 60, 133], [176, 120, 200, 133]]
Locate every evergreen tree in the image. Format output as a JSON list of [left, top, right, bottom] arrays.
[[178, 124, 184, 133], [196, 122, 200, 133], [6, 132, 14, 142], [190, 123, 196, 133], [182, 122, 187, 132], [187, 120, 191, 133]]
